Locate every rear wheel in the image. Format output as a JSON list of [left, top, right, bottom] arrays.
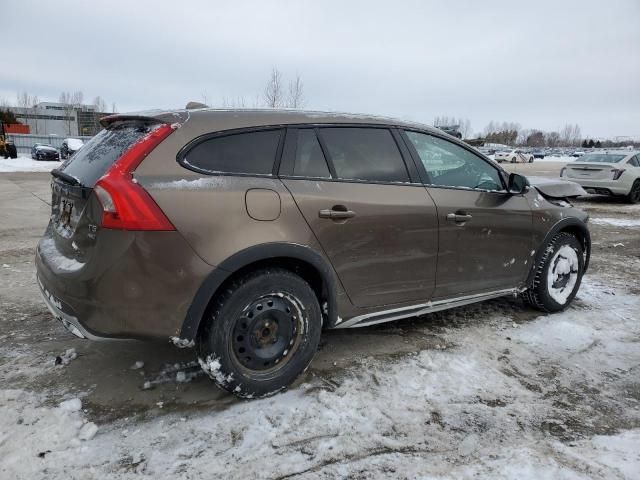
[[627, 179, 640, 204], [524, 232, 584, 313], [511, 157, 517, 163], [197, 268, 322, 398]]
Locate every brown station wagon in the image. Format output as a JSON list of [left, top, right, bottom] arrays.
[[36, 108, 591, 397]]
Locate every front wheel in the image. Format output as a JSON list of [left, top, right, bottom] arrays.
[[627, 179, 640, 204], [524, 232, 584, 313], [197, 268, 322, 398]]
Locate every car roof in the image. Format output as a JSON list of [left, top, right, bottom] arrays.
[[102, 108, 443, 135]]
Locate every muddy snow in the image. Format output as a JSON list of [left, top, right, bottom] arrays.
[[1, 168, 639, 479]]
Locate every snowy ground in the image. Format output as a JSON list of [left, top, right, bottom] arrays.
[[0, 155, 61, 173], [1, 168, 639, 479]]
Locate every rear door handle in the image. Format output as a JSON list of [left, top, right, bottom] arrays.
[[319, 208, 356, 219], [446, 212, 472, 223]]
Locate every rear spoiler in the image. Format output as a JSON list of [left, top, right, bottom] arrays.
[[100, 110, 190, 128]]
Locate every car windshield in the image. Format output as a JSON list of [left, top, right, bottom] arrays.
[[579, 154, 626, 163]]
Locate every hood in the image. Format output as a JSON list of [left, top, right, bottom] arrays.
[[527, 176, 586, 198]]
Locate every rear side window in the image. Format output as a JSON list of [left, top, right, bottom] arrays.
[[293, 129, 331, 178], [182, 130, 282, 175], [628, 155, 639, 167], [318, 128, 409, 183], [59, 123, 157, 187]]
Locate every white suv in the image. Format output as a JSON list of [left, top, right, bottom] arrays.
[[561, 151, 640, 203]]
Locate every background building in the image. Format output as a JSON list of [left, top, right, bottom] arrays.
[[10, 102, 109, 137]]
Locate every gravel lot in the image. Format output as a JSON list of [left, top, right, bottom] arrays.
[[1, 162, 638, 479]]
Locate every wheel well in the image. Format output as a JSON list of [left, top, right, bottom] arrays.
[[197, 257, 328, 339], [559, 225, 587, 252]]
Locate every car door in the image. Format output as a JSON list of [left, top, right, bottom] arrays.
[[402, 130, 533, 299], [280, 126, 439, 308]]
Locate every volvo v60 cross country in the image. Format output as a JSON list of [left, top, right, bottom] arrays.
[[36, 108, 591, 398]]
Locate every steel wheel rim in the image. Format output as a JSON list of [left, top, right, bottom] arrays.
[[232, 293, 304, 372]]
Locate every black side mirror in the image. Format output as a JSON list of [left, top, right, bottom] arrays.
[[508, 173, 529, 194]]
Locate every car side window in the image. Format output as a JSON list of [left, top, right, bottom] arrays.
[[318, 127, 409, 183], [182, 129, 282, 175], [293, 129, 331, 178], [404, 131, 504, 191], [628, 155, 640, 167]]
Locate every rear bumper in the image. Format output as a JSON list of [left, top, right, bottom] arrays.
[[567, 178, 631, 196], [38, 275, 101, 339], [35, 227, 214, 340]]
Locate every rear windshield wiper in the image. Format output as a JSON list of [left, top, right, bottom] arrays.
[[51, 168, 84, 188]]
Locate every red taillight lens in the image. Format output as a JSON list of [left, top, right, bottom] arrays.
[[94, 123, 176, 231], [611, 169, 625, 180]]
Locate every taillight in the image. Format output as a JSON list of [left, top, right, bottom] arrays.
[[94, 123, 176, 231], [611, 169, 625, 180]]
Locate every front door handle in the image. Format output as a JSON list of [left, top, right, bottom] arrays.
[[319, 207, 356, 219], [446, 212, 472, 223]]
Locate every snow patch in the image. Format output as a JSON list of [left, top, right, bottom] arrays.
[[591, 217, 640, 228]]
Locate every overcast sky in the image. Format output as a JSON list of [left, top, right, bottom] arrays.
[[2, 0, 639, 139]]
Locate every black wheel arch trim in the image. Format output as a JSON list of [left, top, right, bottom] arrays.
[[525, 217, 591, 287], [179, 242, 339, 341]]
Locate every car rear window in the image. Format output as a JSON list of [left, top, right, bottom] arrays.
[[318, 128, 409, 183], [58, 123, 158, 187], [182, 129, 282, 175], [579, 154, 626, 163]]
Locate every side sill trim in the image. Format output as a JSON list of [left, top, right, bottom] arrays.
[[335, 288, 518, 329]]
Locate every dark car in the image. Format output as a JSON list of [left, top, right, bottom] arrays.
[[31, 143, 60, 161], [36, 108, 591, 398], [60, 138, 84, 159]]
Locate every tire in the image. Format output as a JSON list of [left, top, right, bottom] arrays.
[[524, 232, 584, 313], [197, 268, 322, 398], [528, 157, 534, 163], [627, 179, 640, 204], [511, 157, 517, 163]]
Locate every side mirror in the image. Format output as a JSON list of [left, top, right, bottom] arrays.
[[508, 173, 529, 194]]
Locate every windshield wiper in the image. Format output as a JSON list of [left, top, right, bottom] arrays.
[[51, 168, 84, 187]]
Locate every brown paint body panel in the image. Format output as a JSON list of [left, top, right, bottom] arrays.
[[425, 187, 533, 298], [284, 179, 438, 307]]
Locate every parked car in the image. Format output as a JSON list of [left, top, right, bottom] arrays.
[[561, 151, 640, 203], [571, 151, 585, 158], [31, 144, 60, 161], [495, 149, 534, 163], [532, 149, 546, 159], [36, 109, 591, 398], [60, 138, 84, 159]]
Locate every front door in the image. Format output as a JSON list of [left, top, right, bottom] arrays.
[[281, 127, 439, 308], [402, 130, 533, 298]]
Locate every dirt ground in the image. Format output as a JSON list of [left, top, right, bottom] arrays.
[[1, 162, 639, 479]]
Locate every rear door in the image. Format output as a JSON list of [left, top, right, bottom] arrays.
[[402, 130, 533, 298], [280, 126, 438, 308]]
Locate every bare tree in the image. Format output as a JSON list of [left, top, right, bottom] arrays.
[[458, 118, 472, 139], [287, 74, 305, 108], [263, 67, 284, 108], [559, 123, 581, 147], [111, 102, 117, 113], [92, 96, 108, 134], [221, 96, 247, 108], [17, 91, 39, 134], [59, 92, 75, 135], [546, 131, 560, 148]]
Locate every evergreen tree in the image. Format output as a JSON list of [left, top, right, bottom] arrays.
[[588, 139, 595, 148], [582, 139, 588, 148]]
